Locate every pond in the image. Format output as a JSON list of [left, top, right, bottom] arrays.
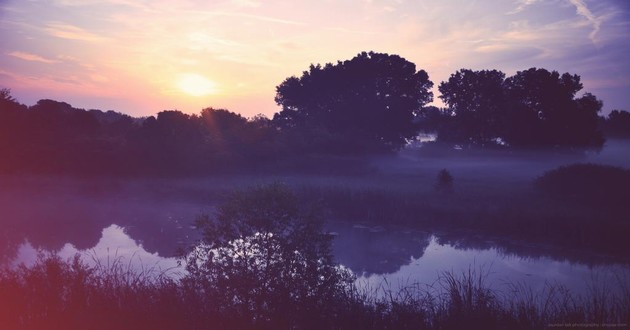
[[3, 182, 627, 299], [330, 222, 629, 297]]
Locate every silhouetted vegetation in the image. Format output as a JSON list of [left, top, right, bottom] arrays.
[[601, 109, 630, 138], [274, 51, 433, 153], [296, 164, 630, 258], [1, 51, 628, 327], [0, 55, 615, 176], [182, 183, 354, 328], [435, 169, 454, 193], [1, 184, 629, 329], [436, 68, 605, 149], [535, 163, 630, 207]]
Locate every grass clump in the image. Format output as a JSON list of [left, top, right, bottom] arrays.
[[1, 251, 629, 329]]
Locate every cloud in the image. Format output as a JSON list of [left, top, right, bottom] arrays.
[[7, 51, 59, 64], [507, 0, 541, 15], [53, 0, 150, 10], [568, 0, 603, 44], [204, 11, 306, 26], [231, 0, 262, 8], [89, 74, 110, 82], [44, 22, 108, 42]]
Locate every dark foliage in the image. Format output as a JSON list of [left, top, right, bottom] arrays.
[[434, 68, 605, 149], [0, 89, 281, 176], [183, 183, 354, 328], [534, 163, 630, 207], [504, 68, 604, 148], [2, 229, 628, 329], [435, 169, 454, 193], [274, 51, 433, 153], [438, 69, 507, 146], [601, 110, 630, 138]]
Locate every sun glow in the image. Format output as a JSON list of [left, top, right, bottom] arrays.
[[177, 73, 217, 96]]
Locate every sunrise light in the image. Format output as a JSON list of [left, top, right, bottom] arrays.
[[176, 73, 218, 97]]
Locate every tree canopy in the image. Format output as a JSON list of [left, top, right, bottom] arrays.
[[438, 69, 506, 146], [274, 51, 433, 153], [435, 68, 604, 149], [504, 68, 603, 148], [602, 109, 630, 137], [0, 59, 616, 177]]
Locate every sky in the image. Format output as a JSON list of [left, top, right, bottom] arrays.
[[1, 0, 629, 118]]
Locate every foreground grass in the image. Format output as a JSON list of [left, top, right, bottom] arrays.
[[1, 255, 628, 330]]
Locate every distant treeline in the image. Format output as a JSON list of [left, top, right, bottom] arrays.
[[1, 51, 629, 175]]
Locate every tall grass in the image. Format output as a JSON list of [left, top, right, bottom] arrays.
[[2, 255, 627, 329]]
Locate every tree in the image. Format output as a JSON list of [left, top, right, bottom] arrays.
[[274, 51, 433, 153], [603, 110, 630, 137], [435, 68, 604, 149], [0, 88, 28, 172], [438, 69, 507, 146], [503, 68, 604, 148], [0, 88, 16, 103], [182, 183, 353, 327]]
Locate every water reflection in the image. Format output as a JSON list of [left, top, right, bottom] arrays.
[[330, 222, 431, 275], [0, 175, 206, 265], [330, 223, 630, 297], [10, 224, 183, 278], [4, 220, 629, 298], [1, 175, 629, 298], [357, 236, 629, 297]]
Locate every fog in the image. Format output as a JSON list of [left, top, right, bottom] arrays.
[[1, 139, 629, 273]]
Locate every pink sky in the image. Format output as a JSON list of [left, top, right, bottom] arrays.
[[1, 0, 629, 118]]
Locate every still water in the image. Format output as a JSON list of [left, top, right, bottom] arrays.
[[2, 138, 630, 296], [6, 216, 628, 297]]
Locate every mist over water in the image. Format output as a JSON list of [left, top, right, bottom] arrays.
[[1, 139, 629, 295]]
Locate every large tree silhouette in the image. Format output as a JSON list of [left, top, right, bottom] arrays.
[[436, 68, 604, 149], [503, 68, 604, 148], [274, 51, 433, 153], [438, 69, 507, 146]]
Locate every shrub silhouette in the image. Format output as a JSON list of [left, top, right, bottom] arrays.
[[182, 183, 354, 328], [435, 169, 454, 193], [534, 163, 630, 207]]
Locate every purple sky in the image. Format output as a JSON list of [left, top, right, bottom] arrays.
[[1, 0, 629, 118]]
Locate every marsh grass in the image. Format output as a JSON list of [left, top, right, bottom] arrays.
[[1, 255, 628, 329], [294, 176, 630, 260]]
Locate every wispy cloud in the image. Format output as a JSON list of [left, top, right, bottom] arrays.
[[201, 11, 306, 26], [7, 51, 59, 64], [1, 0, 628, 115], [53, 0, 150, 10], [231, 0, 262, 8], [44, 22, 108, 42], [507, 0, 541, 15], [568, 0, 603, 44]]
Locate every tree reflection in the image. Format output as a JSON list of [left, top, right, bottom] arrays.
[[331, 223, 431, 275]]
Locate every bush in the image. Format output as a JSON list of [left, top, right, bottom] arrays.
[[534, 163, 630, 207], [182, 183, 355, 328], [435, 169, 454, 193]]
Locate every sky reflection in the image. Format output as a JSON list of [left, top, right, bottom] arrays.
[[11, 224, 183, 278], [357, 236, 629, 298]]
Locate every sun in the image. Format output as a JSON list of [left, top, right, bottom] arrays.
[[176, 73, 217, 96]]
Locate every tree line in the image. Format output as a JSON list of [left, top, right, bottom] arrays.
[[1, 51, 628, 175]]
